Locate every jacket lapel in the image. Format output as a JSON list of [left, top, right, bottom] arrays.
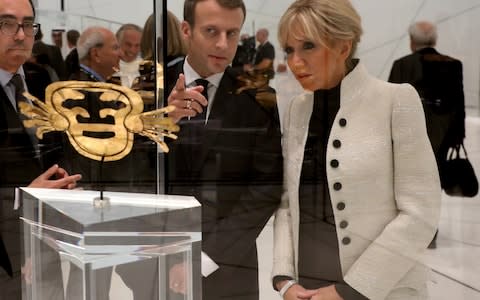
[[0, 86, 33, 143]]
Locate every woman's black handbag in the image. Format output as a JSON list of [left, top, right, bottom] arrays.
[[440, 143, 478, 197]]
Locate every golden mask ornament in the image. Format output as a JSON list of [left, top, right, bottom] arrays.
[[19, 81, 179, 161]]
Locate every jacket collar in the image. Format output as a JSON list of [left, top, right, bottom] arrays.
[[340, 60, 369, 107], [294, 60, 369, 110], [415, 47, 438, 55]]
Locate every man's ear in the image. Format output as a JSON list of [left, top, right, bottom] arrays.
[[90, 47, 100, 63], [181, 21, 191, 39]]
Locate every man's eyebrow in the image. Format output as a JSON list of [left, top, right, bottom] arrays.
[[0, 14, 35, 21], [0, 14, 17, 20]]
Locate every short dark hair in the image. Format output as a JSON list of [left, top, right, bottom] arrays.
[[183, 0, 246, 27], [35, 26, 43, 41], [66, 29, 80, 45]]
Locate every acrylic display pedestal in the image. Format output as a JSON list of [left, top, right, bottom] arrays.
[[20, 188, 201, 300]]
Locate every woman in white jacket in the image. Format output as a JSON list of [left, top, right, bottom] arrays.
[[272, 1, 441, 299]]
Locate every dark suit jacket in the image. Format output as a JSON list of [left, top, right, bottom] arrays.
[[64, 48, 79, 79], [23, 61, 53, 101], [254, 41, 275, 65], [0, 73, 68, 299], [32, 41, 67, 80], [166, 60, 283, 300], [389, 47, 465, 156], [0, 84, 41, 284], [254, 41, 275, 79]]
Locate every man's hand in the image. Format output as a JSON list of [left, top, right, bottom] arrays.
[[28, 164, 81, 189], [167, 74, 208, 123], [276, 280, 308, 300], [283, 284, 309, 300], [296, 285, 344, 300]]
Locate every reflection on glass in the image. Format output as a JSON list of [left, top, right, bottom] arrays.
[[21, 188, 200, 300]]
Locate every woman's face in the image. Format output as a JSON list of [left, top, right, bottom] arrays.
[[284, 24, 351, 91]]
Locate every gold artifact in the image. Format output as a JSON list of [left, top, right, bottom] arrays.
[[19, 81, 179, 161]]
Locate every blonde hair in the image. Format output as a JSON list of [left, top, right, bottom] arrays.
[[167, 11, 187, 57], [278, 0, 362, 66], [141, 14, 154, 60]]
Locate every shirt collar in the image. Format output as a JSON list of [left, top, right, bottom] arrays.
[[259, 40, 269, 47], [79, 64, 105, 82], [0, 67, 25, 88], [183, 56, 223, 88]]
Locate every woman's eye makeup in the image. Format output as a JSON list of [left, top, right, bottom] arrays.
[[284, 46, 294, 54], [284, 40, 316, 55], [303, 41, 315, 49]]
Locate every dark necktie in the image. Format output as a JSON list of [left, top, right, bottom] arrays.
[[9, 74, 39, 153], [9, 73, 27, 111], [193, 78, 209, 123]]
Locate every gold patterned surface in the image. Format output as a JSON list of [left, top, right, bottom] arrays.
[[19, 81, 179, 161]]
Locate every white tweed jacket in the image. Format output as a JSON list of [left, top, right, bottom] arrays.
[[272, 63, 441, 300]]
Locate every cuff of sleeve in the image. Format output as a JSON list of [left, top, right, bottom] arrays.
[[279, 280, 296, 297], [272, 275, 294, 291]]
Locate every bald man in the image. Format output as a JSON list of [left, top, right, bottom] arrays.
[[389, 21, 465, 249], [72, 26, 120, 82], [245, 28, 275, 79]]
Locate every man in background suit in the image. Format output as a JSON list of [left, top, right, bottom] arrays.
[[0, 0, 81, 298], [244, 28, 275, 80], [166, 1, 282, 299], [115, 23, 142, 87], [389, 20, 465, 248], [32, 27, 66, 80], [64, 29, 80, 78]]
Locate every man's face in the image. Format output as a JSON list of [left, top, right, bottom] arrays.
[[93, 30, 120, 79], [0, 0, 35, 73], [256, 30, 266, 44], [119, 29, 141, 63], [182, 0, 244, 78], [51, 31, 63, 48]]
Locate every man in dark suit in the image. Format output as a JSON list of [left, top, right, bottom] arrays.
[[64, 29, 80, 78], [32, 27, 67, 80], [388, 20, 465, 248], [244, 28, 275, 80], [0, 0, 81, 298], [166, 1, 282, 299]]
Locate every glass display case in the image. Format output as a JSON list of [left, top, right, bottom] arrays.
[[20, 188, 201, 300]]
